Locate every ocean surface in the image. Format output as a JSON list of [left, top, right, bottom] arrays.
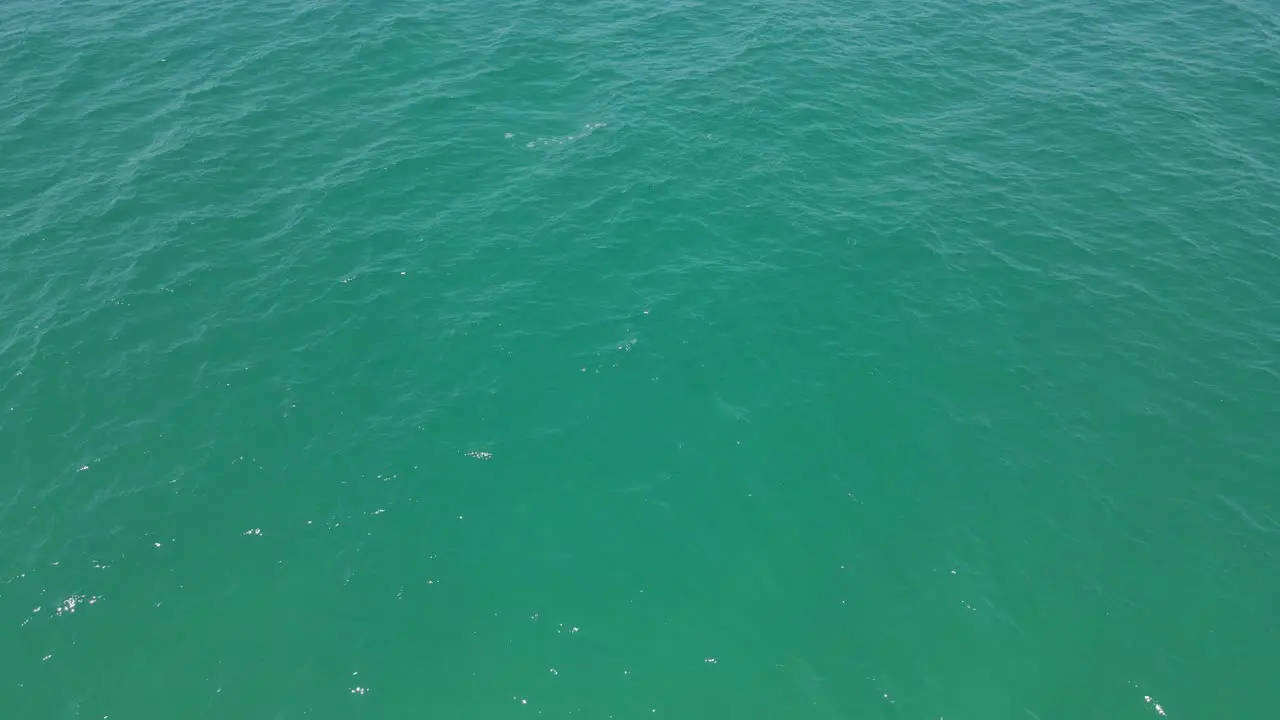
[[2, 0, 1278, 718]]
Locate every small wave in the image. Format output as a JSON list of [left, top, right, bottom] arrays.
[[524, 122, 608, 148]]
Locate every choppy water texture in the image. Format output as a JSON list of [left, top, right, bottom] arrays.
[[3, 0, 1279, 717]]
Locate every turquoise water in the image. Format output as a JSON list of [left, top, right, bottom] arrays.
[[3, 0, 1279, 717]]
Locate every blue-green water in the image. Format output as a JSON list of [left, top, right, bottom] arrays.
[[3, 0, 1279, 717]]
